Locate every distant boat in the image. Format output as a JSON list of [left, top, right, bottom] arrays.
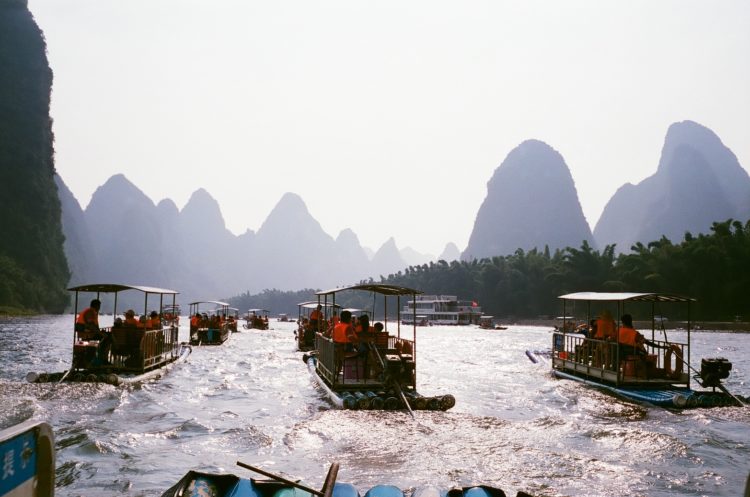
[[161, 304, 181, 327], [226, 307, 240, 333], [243, 309, 269, 330], [27, 284, 191, 385], [401, 295, 483, 325], [295, 301, 341, 352], [188, 301, 232, 346], [305, 284, 455, 412]]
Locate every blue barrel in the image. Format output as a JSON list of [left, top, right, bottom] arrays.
[[333, 482, 360, 497], [273, 487, 314, 497], [366, 391, 384, 410], [341, 392, 357, 409], [364, 484, 404, 497], [463, 487, 495, 497], [229, 479, 264, 497]]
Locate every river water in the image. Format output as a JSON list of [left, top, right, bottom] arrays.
[[1, 315, 749, 497]]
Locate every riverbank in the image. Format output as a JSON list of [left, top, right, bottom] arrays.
[[0, 306, 37, 316], [495, 318, 750, 333]]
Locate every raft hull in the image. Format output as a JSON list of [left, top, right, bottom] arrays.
[[27, 343, 192, 385], [552, 369, 741, 408], [305, 355, 455, 411], [161, 471, 520, 497]]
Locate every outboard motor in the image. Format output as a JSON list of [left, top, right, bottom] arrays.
[[384, 354, 404, 379], [699, 357, 732, 388]]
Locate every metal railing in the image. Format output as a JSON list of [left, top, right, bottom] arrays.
[[552, 332, 689, 384]]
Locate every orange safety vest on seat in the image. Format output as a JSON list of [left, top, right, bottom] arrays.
[[332, 322, 352, 343]]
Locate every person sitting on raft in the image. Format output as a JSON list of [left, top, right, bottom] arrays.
[[75, 299, 102, 339], [355, 314, 374, 355], [331, 310, 356, 376], [618, 313, 666, 356], [123, 309, 143, 328], [146, 311, 161, 330]]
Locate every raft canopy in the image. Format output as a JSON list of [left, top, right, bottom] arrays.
[[297, 301, 341, 309], [559, 292, 695, 303], [188, 300, 230, 307], [316, 284, 423, 297], [68, 283, 179, 295]]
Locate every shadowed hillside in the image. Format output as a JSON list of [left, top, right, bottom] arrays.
[[0, 0, 69, 312]]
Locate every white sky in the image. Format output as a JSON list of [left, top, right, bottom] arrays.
[[28, 0, 750, 256]]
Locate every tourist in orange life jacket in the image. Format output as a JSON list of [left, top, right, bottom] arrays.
[[190, 313, 201, 331], [329, 311, 340, 329], [146, 311, 161, 330], [309, 304, 323, 332], [75, 299, 102, 338], [618, 313, 653, 357], [124, 309, 143, 328], [332, 310, 355, 375], [594, 309, 616, 340]]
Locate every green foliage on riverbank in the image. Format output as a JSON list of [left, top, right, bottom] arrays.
[[381, 219, 750, 321], [226, 219, 750, 321], [0, 2, 70, 313], [227, 288, 321, 318]]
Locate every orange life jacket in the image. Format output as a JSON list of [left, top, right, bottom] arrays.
[[310, 309, 322, 321], [332, 322, 352, 343], [617, 326, 640, 347], [595, 318, 615, 339], [124, 316, 142, 328], [76, 307, 99, 326]]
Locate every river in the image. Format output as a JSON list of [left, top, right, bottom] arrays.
[[1, 316, 749, 497]]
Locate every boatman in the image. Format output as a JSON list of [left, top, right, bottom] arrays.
[[75, 299, 101, 339], [309, 304, 323, 333], [618, 314, 665, 356]]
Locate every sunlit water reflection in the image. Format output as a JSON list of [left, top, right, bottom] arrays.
[[1, 316, 749, 496]]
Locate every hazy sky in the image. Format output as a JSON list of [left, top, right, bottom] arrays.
[[28, 1, 750, 256]]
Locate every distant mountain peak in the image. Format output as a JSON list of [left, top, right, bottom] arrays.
[[96, 173, 146, 198], [594, 120, 750, 251], [258, 192, 320, 236], [181, 188, 227, 230], [336, 228, 359, 243], [438, 242, 461, 262], [87, 173, 155, 214], [462, 139, 594, 259]]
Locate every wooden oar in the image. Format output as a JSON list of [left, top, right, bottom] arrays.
[[57, 368, 72, 384], [236, 461, 339, 497]]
